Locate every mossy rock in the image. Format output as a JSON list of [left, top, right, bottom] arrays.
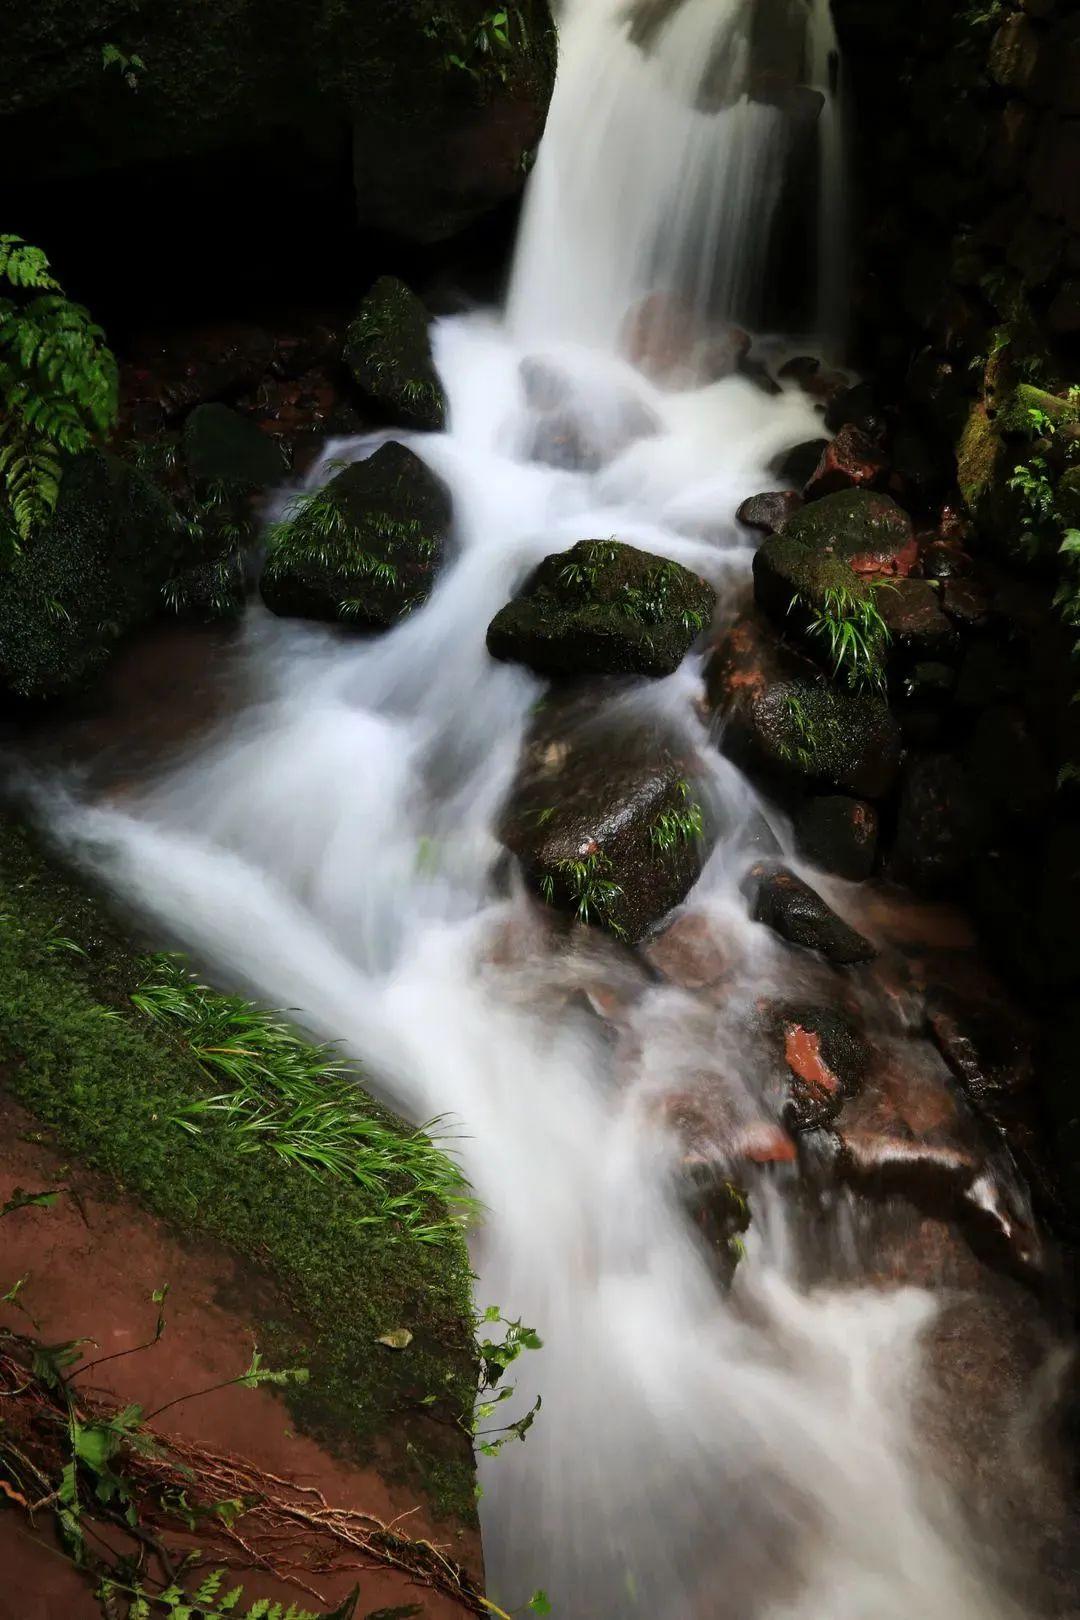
[[344, 278, 447, 433], [182, 403, 289, 490], [260, 441, 451, 630], [487, 540, 717, 679], [0, 451, 181, 704], [0, 815, 478, 1520], [955, 400, 1027, 548], [995, 384, 1080, 439], [0, 1, 557, 244], [753, 489, 915, 626], [500, 688, 714, 942], [726, 673, 902, 800]]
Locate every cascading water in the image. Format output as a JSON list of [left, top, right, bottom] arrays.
[[28, 2, 1059, 1615]]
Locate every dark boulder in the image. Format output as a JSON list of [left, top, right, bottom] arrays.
[[770, 438, 830, 487], [182, 403, 288, 490], [500, 691, 712, 943], [343, 278, 446, 433], [891, 755, 984, 895], [824, 381, 883, 437], [803, 425, 887, 501], [260, 441, 450, 629], [0, 452, 181, 704], [877, 578, 960, 666], [487, 540, 715, 679], [708, 617, 903, 799], [794, 795, 879, 881], [742, 862, 877, 965], [966, 705, 1054, 828], [735, 491, 803, 534]]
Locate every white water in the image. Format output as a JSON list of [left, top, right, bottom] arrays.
[[37, 2, 1030, 1614]]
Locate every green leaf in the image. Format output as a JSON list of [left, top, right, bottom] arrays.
[[1, 1186, 59, 1217], [528, 1591, 553, 1614]]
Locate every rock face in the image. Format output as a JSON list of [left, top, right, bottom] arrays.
[[487, 541, 716, 679], [0, 3, 557, 244], [343, 278, 447, 433], [0, 452, 180, 703], [500, 691, 712, 942], [182, 403, 288, 490], [742, 862, 877, 965], [708, 617, 903, 799], [260, 442, 451, 629]]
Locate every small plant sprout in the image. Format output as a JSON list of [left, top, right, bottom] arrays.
[[650, 782, 704, 854], [795, 579, 892, 691]]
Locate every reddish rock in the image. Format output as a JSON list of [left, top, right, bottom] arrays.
[[804, 424, 888, 500], [736, 490, 804, 533], [641, 911, 730, 992], [878, 578, 960, 664], [785, 1024, 841, 1093], [760, 1000, 868, 1131]]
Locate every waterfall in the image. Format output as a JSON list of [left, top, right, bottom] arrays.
[[33, 3, 1035, 1616]]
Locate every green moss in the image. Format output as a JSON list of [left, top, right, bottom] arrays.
[[344, 277, 447, 432], [0, 817, 478, 1521], [486, 540, 716, 679], [261, 442, 452, 630], [0, 451, 180, 703], [956, 400, 1006, 507], [995, 383, 1080, 438]]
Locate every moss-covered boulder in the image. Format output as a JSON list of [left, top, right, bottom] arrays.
[[955, 400, 1028, 548], [0, 1, 557, 244], [0, 452, 181, 704], [753, 489, 917, 628], [708, 617, 903, 800], [500, 689, 713, 942], [487, 540, 716, 679], [260, 442, 451, 630], [182, 403, 289, 490], [344, 278, 447, 433]]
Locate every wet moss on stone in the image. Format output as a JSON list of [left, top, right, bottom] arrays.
[[260, 441, 452, 630], [487, 539, 717, 679], [0, 817, 478, 1521], [344, 278, 447, 433]]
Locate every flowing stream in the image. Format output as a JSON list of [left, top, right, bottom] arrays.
[[34, 1, 1050, 1614]]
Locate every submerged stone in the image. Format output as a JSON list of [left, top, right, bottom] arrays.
[[487, 540, 716, 679], [260, 441, 451, 630]]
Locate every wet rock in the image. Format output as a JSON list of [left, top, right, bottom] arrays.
[[942, 577, 993, 631], [120, 323, 279, 425], [752, 489, 917, 642], [926, 980, 1036, 1138], [794, 795, 878, 881], [742, 862, 877, 965], [343, 278, 446, 433], [708, 617, 903, 799], [260, 441, 451, 630], [903, 661, 956, 702], [487, 540, 715, 679], [182, 403, 288, 490], [737, 355, 785, 396], [891, 755, 984, 895], [736, 490, 804, 534], [525, 393, 659, 473], [824, 381, 885, 438], [621, 294, 751, 386], [803, 425, 887, 500], [0, 452, 181, 704], [878, 578, 960, 666], [760, 1000, 868, 1130], [770, 438, 831, 488], [641, 911, 730, 992], [500, 691, 712, 942]]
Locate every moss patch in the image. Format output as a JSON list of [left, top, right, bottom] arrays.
[[487, 539, 716, 679], [260, 441, 452, 629], [344, 277, 447, 433], [0, 817, 478, 1521]]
